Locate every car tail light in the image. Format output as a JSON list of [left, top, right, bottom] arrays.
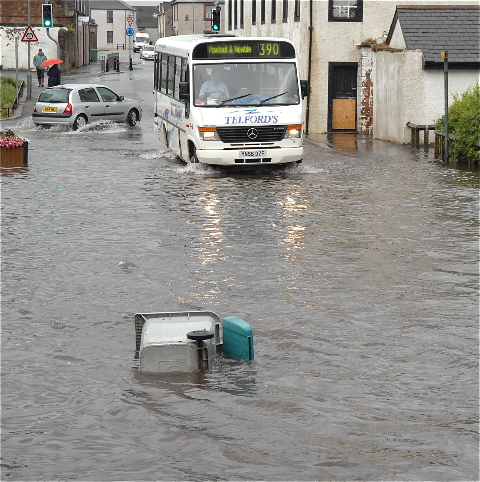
[[33, 104, 37, 113], [63, 103, 73, 114]]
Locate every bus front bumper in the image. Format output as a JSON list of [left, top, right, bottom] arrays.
[[196, 147, 303, 166]]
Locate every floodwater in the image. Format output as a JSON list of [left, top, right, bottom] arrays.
[[1, 59, 478, 481]]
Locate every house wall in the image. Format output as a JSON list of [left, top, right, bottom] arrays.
[[232, 0, 401, 134], [173, 2, 224, 35], [374, 49, 479, 144], [373, 50, 405, 143], [92, 8, 132, 50]]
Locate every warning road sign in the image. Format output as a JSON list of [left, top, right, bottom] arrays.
[[21, 26, 38, 42], [127, 16, 134, 26]]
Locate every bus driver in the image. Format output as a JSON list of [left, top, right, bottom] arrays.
[[198, 67, 229, 102]]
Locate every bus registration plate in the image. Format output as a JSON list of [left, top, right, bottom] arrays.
[[240, 150, 266, 158]]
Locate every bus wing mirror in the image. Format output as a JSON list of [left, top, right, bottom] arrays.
[[300, 80, 309, 99], [179, 82, 189, 100]]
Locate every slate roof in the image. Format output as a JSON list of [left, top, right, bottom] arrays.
[[387, 5, 480, 68], [135, 6, 158, 29]]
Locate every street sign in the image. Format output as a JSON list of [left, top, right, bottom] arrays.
[[126, 27, 134, 37], [127, 16, 134, 26], [21, 26, 39, 42]]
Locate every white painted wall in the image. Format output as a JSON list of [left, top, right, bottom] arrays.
[[374, 49, 479, 144], [0, 26, 62, 71], [92, 8, 133, 50]]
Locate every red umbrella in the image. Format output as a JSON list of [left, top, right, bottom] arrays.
[[40, 58, 63, 67]]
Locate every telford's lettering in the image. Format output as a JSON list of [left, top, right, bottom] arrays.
[[225, 114, 279, 125]]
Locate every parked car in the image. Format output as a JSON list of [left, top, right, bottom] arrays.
[[32, 84, 142, 130], [140, 45, 155, 61]]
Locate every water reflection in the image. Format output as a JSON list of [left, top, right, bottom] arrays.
[[0, 166, 29, 177]]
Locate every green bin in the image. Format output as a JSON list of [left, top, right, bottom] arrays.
[[90, 49, 98, 62]]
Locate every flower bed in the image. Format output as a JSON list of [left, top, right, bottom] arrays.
[[0, 129, 29, 167]]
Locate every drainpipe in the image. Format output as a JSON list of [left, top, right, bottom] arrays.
[[305, 0, 313, 136]]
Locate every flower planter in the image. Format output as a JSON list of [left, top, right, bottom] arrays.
[[0, 141, 28, 168]]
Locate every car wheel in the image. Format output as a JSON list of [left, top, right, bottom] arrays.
[[127, 109, 138, 127], [190, 145, 199, 164], [73, 114, 88, 131]]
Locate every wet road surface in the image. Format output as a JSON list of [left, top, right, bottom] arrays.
[[1, 52, 479, 481]]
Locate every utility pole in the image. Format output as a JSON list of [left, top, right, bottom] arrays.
[[27, 0, 31, 99], [442, 50, 449, 164]]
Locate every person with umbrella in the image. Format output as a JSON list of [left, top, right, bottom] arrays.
[[41, 58, 63, 87], [33, 48, 47, 87]]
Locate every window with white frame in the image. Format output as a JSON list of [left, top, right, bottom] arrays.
[[107, 10, 113, 23], [329, 0, 363, 21], [107, 31, 113, 43]]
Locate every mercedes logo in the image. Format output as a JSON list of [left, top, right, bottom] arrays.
[[246, 127, 258, 140]]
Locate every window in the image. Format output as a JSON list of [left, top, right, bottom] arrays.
[[329, 0, 363, 21], [234, 0, 238, 28], [252, 0, 256, 24], [271, 0, 276, 23], [261, 0, 265, 24], [204, 4, 215, 19], [228, 0, 232, 30], [79, 88, 100, 102], [240, 0, 244, 27], [282, 0, 288, 22], [161, 54, 168, 93], [167, 55, 175, 95], [294, 0, 300, 21], [107, 31, 113, 43], [107, 10, 113, 23], [97, 87, 119, 102]]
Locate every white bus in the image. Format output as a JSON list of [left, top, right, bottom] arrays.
[[153, 35, 309, 167]]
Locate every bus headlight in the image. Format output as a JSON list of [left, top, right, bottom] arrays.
[[199, 127, 219, 141], [284, 124, 302, 138]]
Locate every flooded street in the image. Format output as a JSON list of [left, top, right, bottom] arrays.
[[1, 56, 478, 481]]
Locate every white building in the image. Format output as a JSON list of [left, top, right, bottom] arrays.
[[90, 0, 136, 51], [225, 0, 479, 140]]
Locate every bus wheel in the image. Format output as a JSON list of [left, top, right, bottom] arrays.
[[190, 145, 199, 163], [163, 126, 169, 148]]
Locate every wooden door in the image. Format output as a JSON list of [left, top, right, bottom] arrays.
[[329, 64, 357, 131]]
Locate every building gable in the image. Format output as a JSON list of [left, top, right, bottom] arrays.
[[387, 5, 480, 68]]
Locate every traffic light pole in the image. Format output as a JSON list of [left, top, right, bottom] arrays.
[[27, 0, 32, 99], [46, 28, 60, 58]]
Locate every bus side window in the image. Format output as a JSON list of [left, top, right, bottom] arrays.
[[167, 55, 175, 96], [174, 57, 182, 100], [161, 54, 167, 94]]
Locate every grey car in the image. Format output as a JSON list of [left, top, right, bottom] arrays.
[[32, 83, 142, 130]]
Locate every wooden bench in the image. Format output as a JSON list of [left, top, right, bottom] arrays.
[[407, 122, 436, 152]]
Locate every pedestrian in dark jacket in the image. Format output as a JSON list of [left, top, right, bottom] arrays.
[[47, 64, 61, 87]]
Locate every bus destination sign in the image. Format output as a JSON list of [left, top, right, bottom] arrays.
[[193, 41, 295, 59]]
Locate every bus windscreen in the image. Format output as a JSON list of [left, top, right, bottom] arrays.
[[192, 41, 295, 60]]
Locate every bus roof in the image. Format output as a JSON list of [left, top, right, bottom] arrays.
[[154, 34, 296, 58]]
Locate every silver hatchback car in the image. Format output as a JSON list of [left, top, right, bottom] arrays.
[[32, 84, 142, 130]]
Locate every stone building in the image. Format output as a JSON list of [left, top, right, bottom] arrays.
[[0, 0, 90, 71]]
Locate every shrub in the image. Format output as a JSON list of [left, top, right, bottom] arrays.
[[436, 83, 480, 164]]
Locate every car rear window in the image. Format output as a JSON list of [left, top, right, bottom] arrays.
[[38, 88, 71, 103]]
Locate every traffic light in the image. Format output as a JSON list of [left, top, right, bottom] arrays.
[[42, 4, 53, 28], [211, 9, 221, 32]]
